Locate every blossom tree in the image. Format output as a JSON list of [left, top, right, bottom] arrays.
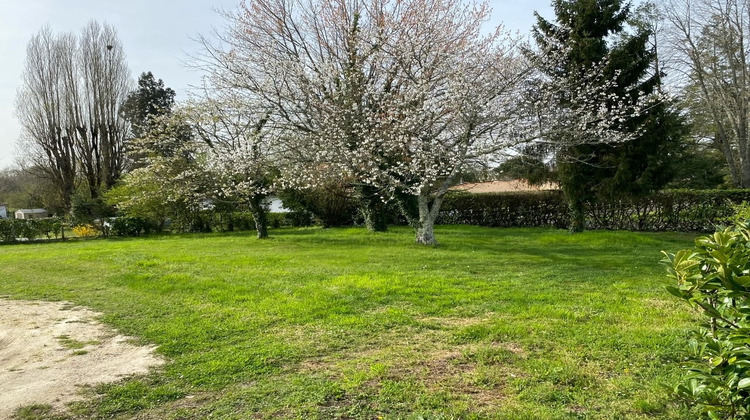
[[200, 0, 655, 245], [187, 96, 277, 239]]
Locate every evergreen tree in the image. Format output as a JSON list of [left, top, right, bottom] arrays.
[[120, 72, 176, 139], [533, 0, 686, 232], [120, 72, 194, 165]]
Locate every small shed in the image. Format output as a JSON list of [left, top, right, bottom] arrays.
[[15, 208, 49, 220], [0, 205, 6, 219]]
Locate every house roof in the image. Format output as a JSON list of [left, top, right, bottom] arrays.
[[451, 180, 560, 194]]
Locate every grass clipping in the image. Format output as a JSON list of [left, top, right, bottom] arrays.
[[0, 298, 163, 418]]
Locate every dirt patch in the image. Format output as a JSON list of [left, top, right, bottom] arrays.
[[299, 337, 517, 409], [0, 299, 164, 418], [417, 314, 495, 328]]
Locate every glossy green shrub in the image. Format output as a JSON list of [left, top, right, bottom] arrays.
[[663, 221, 750, 418]]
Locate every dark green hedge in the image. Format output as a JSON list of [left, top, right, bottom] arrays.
[[438, 189, 750, 232], [0, 218, 64, 243], [438, 191, 569, 229]]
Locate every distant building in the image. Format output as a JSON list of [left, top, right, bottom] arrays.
[[15, 209, 49, 220], [0, 205, 6, 219]]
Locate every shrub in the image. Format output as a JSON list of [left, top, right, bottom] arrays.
[[72, 197, 117, 224], [0, 218, 65, 242], [662, 220, 750, 418], [35, 217, 63, 239], [227, 212, 258, 231], [15, 219, 40, 240], [283, 211, 314, 227], [72, 224, 98, 237], [110, 217, 157, 237], [0, 219, 20, 242], [276, 186, 358, 228]]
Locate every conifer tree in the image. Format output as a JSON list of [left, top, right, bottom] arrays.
[[533, 0, 686, 232]]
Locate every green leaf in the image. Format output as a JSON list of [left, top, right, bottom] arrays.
[[666, 285, 686, 299], [735, 276, 750, 287]]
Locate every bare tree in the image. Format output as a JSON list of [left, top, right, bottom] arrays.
[[663, 0, 750, 187], [16, 26, 79, 211], [16, 21, 131, 210], [77, 21, 131, 197]]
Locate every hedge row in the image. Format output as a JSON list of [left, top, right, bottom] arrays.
[[438, 189, 750, 232], [0, 218, 64, 243], [438, 191, 569, 229]]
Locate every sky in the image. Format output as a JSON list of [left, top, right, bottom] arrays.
[[0, 0, 556, 170]]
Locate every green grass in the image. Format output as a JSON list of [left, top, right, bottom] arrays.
[[0, 225, 698, 419]]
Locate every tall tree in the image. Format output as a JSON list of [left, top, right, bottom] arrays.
[[663, 0, 750, 187], [533, 0, 685, 232], [120, 72, 176, 139], [16, 21, 131, 207], [76, 21, 131, 197], [106, 110, 204, 231], [16, 27, 79, 211]]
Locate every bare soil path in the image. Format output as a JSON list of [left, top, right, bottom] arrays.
[[0, 298, 164, 419]]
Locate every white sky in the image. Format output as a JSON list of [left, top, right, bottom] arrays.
[[0, 0, 555, 170]]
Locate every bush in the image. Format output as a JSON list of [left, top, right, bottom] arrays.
[[283, 211, 314, 227], [110, 217, 157, 237], [35, 217, 63, 239], [0, 219, 20, 242], [0, 217, 65, 242], [72, 224, 98, 237], [663, 220, 750, 418], [16, 219, 40, 240], [276, 186, 358, 228], [226, 212, 257, 231], [587, 190, 750, 232], [72, 197, 117, 224]]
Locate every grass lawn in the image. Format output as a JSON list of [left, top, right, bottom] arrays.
[[1, 225, 698, 419]]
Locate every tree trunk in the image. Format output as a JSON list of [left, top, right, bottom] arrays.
[[717, 127, 745, 188], [742, 152, 750, 188], [251, 208, 268, 239], [249, 196, 269, 239], [560, 165, 586, 233], [415, 216, 437, 245], [568, 198, 585, 233], [414, 194, 443, 246]]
